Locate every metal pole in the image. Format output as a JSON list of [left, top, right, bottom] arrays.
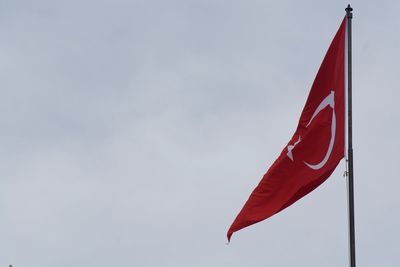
[[345, 4, 356, 267]]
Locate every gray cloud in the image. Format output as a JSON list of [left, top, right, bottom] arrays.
[[1, 1, 399, 266]]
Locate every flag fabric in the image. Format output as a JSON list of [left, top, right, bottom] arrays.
[[227, 17, 347, 242]]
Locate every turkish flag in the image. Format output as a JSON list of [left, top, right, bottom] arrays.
[[227, 18, 346, 241]]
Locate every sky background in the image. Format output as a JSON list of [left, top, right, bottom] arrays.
[[1, 1, 400, 266]]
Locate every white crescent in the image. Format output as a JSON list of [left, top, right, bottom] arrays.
[[303, 90, 336, 170], [286, 90, 336, 171]]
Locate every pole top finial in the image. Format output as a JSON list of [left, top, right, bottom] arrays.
[[345, 4, 353, 18]]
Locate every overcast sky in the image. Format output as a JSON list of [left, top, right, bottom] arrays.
[[1, 1, 400, 266]]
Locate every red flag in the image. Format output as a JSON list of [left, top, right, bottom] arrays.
[[227, 18, 347, 242]]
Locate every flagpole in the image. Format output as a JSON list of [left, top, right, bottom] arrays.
[[345, 4, 356, 267]]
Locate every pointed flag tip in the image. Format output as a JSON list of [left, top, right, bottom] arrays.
[[227, 231, 233, 243]]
